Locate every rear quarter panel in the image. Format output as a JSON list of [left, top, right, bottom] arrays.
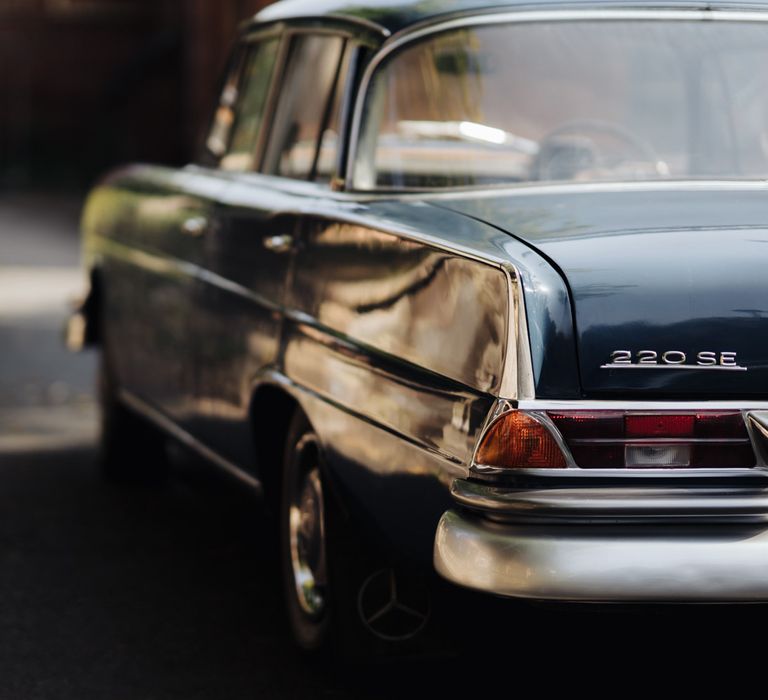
[[276, 197, 545, 564]]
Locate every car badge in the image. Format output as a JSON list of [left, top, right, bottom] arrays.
[[602, 350, 747, 371]]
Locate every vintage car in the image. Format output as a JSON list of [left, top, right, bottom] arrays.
[[70, 0, 768, 653]]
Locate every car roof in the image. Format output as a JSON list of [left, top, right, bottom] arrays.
[[253, 0, 768, 36]]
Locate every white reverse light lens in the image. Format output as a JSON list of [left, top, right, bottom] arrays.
[[625, 444, 691, 468]]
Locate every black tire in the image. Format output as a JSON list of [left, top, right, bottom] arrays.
[[98, 346, 169, 484], [279, 411, 434, 659], [279, 412, 332, 650]]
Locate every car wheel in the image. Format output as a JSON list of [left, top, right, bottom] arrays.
[[98, 346, 168, 484], [279, 412, 437, 659], [280, 413, 332, 650]]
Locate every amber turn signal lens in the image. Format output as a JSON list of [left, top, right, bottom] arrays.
[[476, 411, 567, 469]]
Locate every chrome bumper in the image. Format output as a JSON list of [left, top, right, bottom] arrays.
[[434, 477, 768, 601]]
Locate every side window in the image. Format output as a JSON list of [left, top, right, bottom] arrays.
[[206, 51, 243, 160], [314, 55, 347, 183], [207, 37, 280, 172], [262, 34, 345, 180]]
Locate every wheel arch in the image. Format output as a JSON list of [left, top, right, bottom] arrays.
[[249, 380, 308, 509]]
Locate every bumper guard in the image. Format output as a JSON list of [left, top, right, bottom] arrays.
[[434, 476, 768, 601]]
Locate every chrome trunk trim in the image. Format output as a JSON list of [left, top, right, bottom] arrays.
[[451, 478, 768, 524]]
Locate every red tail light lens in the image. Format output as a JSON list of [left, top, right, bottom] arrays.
[[548, 411, 754, 469], [625, 414, 694, 438], [476, 411, 567, 469], [694, 412, 748, 439]]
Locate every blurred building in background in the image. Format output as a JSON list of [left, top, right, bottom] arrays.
[[0, 0, 273, 189]]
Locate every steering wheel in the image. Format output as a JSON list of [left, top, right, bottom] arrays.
[[531, 119, 668, 181]]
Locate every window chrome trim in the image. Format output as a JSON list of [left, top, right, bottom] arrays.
[[256, 28, 347, 175], [346, 8, 768, 192], [219, 30, 288, 174], [247, 10, 391, 39], [190, 168, 768, 203]]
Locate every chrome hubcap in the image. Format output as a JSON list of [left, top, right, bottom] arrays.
[[288, 442, 327, 618]]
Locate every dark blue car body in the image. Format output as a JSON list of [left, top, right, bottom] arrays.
[[74, 0, 768, 616]]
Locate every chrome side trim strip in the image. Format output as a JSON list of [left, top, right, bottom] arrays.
[[97, 237, 281, 314], [100, 237, 485, 393], [254, 365, 467, 469], [119, 391, 263, 493], [434, 510, 768, 602]]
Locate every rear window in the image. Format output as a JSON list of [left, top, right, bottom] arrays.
[[353, 18, 768, 189]]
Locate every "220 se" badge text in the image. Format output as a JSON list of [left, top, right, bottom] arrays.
[[602, 350, 747, 371]]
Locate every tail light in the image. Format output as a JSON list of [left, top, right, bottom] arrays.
[[549, 411, 754, 469], [475, 409, 756, 470], [475, 411, 567, 469]]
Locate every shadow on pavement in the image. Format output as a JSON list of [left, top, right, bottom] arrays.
[[0, 444, 355, 699]]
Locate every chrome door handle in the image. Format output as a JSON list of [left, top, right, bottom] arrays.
[[263, 234, 294, 253], [181, 216, 209, 237]]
